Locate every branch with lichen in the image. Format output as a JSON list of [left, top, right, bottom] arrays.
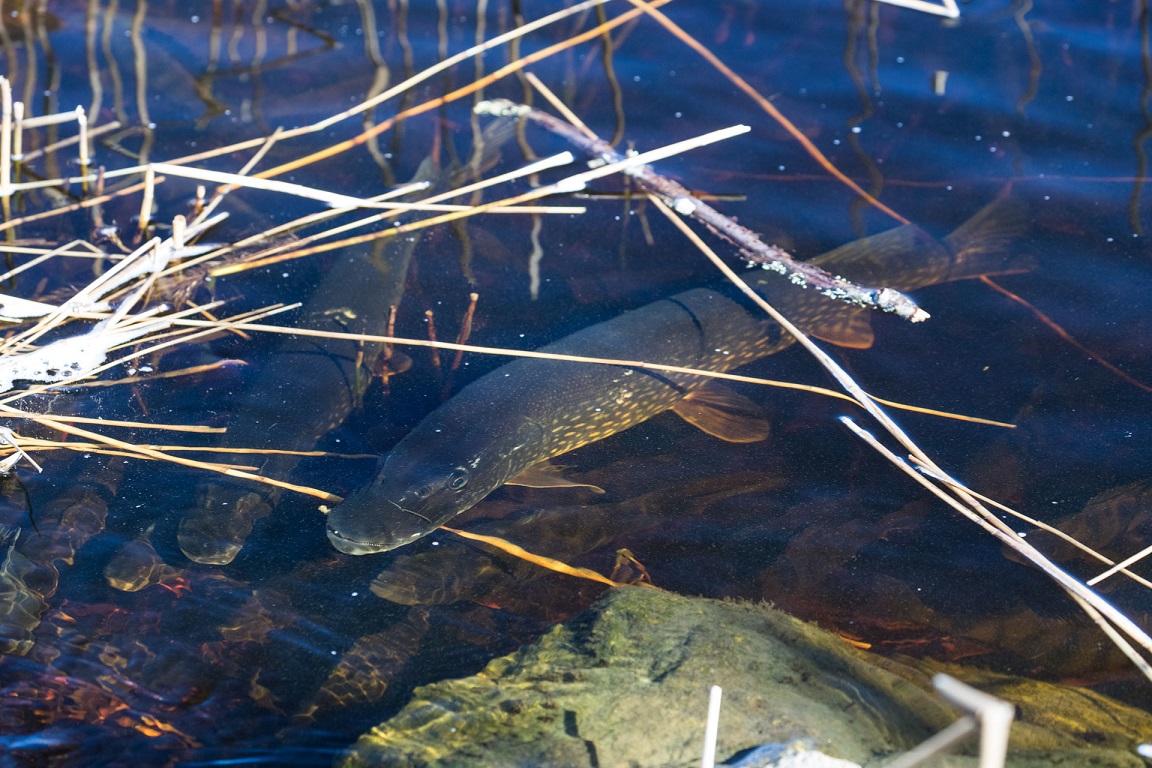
[[475, 98, 929, 323]]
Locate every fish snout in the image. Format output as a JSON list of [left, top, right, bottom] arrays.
[[326, 489, 436, 555], [326, 525, 391, 555]]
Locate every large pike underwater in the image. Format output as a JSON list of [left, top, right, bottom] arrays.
[[326, 199, 1027, 555]]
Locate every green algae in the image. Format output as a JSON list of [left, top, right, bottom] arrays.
[[341, 588, 1152, 768]]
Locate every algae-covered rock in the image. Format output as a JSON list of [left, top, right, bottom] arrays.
[[341, 587, 1152, 768]]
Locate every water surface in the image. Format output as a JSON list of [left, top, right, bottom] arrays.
[[1, 0, 1151, 763]]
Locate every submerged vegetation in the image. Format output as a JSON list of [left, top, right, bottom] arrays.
[[0, 0, 1150, 765]]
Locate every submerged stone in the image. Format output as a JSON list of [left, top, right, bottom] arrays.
[[341, 587, 1151, 768]]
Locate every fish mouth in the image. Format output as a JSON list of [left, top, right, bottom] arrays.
[[326, 527, 390, 556]]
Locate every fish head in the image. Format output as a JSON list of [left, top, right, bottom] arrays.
[[327, 460, 477, 554], [327, 416, 543, 555]]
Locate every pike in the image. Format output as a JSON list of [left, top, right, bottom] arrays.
[[327, 201, 1027, 555]]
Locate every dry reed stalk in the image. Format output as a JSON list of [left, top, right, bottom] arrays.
[[206, 152, 578, 279], [843, 417, 1152, 684], [479, 98, 927, 322], [246, 0, 673, 183], [12, 437, 373, 460], [210, 123, 749, 275], [11, 435, 373, 460], [63, 360, 245, 388], [10, 100, 21, 161], [617, 0, 1141, 399], [159, 316, 1010, 428], [74, 303, 299, 394], [20, 415, 340, 502], [138, 166, 155, 234], [1089, 545, 1152, 588], [0, 407, 224, 433], [978, 276, 1152, 394], [67, 0, 621, 189], [0, 177, 159, 234], [642, 189, 1152, 681], [873, 0, 960, 17], [913, 460, 1152, 591], [0, 1, 632, 275], [17, 120, 120, 164], [191, 127, 287, 226], [0, 240, 108, 285], [76, 107, 90, 170], [1, 76, 10, 197], [0, 301, 295, 410], [171, 181, 435, 278], [443, 526, 640, 589]]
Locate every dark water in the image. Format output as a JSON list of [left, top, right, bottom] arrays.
[[1, 0, 1151, 764]]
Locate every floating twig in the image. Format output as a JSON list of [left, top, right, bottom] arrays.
[[475, 99, 929, 322]]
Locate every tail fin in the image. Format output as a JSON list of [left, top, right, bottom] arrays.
[[940, 197, 1033, 282], [815, 197, 1032, 292]]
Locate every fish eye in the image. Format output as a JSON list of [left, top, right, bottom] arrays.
[[448, 468, 469, 491]]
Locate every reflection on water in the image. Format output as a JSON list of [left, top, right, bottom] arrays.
[[0, 0, 1150, 763]]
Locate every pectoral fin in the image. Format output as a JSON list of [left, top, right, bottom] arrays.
[[506, 461, 605, 493], [809, 307, 874, 349], [671, 383, 770, 443]]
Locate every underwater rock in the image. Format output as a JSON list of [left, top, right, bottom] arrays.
[[341, 587, 1152, 768], [104, 524, 185, 592], [296, 608, 430, 721]]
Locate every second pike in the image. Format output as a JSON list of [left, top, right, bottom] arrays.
[[327, 200, 1029, 555]]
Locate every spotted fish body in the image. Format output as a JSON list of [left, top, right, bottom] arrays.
[[327, 201, 1026, 554]]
